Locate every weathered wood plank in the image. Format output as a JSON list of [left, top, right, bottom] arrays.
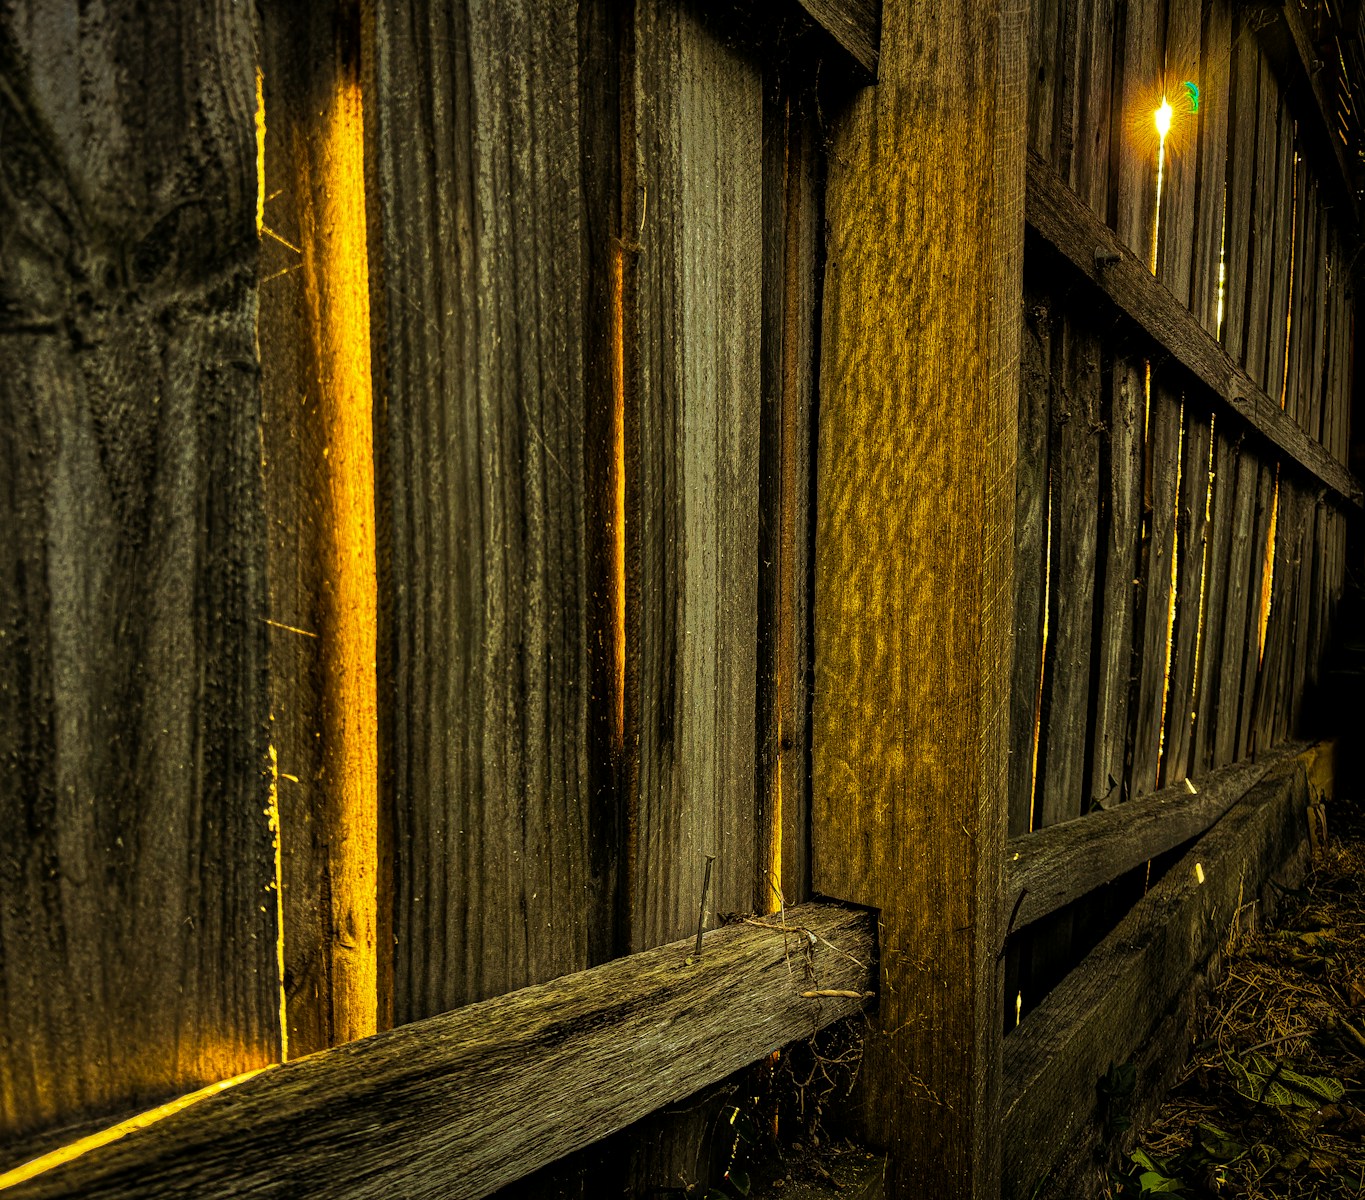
[[1191, 425, 1238, 771], [1189, 0, 1231, 334], [1037, 314, 1100, 825], [0, 905, 876, 1200], [1130, 378, 1181, 796], [1004, 746, 1293, 930], [1002, 744, 1320, 1199], [1113, 0, 1165, 265], [1284, 163, 1319, 429], [1242, 53, 1282, 391], [1025, 153, 1362, 506], [1237, 460, 1277, 757], [1161, 403, 1213, 784], [758, 87, 822, 904], [1027, 0, 1065, 161], [812, 0, 1025, 1188], [629, 0, 763, 945], [1264, 90, 1296, 406], [1009, 287, 1052, 835], [1221, 20, 1261, 367], [1249, 0, 1361, 234], [1154, 0, 1200, 305], [0, 0, 278, 1151], [1067, 0, 1114, 213], [258, 0, 380, 1058], [369, 0, 603, 1018], [1212, 440, 1259, 765]]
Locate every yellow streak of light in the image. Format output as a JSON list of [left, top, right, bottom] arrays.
[[610, 244, 627, 752], [267, 744, 288, 1061], [1155, 405, 1184, 780], [310, 74, 380, 1044], [254, 69, 266, 236], [1258, 474, 1279, 666], [0, 1069, 273, 1192], [1029, 477, 1053, 832], [1152, 99, 1173, 273]]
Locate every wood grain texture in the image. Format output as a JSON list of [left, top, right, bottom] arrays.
[[0, 0, 278, 1153], [1036, 314, 1100, 827], [369, 0, 602, 1018], [812, 0, 1024, 1189], [628, 0, 762, 946], [1025, 153, 1362, 506], [1154, 0, 1201, 306], [1161, 404, 1213, 784], [1130, 378, 1181, 796], [1190, 425, 1238, 771], [1004, 746, 1293, 931], [1242, 54, 1281, 391], [0, 905, 875, 1200], [1088, 348, 1144, 811], [1212, 441, 1260, 765], [1002, 745, 1319, 1199], [1067, 0, 1114, 213], [1221, 19, 1260, 369], [1189, 0, 1231, 335], [258, 0, 379, 1058], [1112, 0, 1164, 265]]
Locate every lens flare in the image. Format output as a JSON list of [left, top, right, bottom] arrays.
[[1155, 98, 1174, 138]]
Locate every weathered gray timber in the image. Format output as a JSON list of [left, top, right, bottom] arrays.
[[368, 0, 604, 1018], [0, 0, 278, 1155], [1025, 155, 1361, 507], [1002, 745, 1319, 1199], [794, 0, 880, 73], [1004, 746, 1295, 930], [628, 0, 763, 946], [0, 905, 874, 1200]]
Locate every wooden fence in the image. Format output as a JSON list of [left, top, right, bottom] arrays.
[[0, 0, 1358, 1196]]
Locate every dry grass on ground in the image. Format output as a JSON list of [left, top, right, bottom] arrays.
[[1115, 791, 1365, 1199]]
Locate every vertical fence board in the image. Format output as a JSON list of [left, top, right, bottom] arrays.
[[1242, 54, 1280, 390], [1221, 19, 1259, 365], [1130, 381, 1182, 796], [1212, 439, 1258, 764], [1264, 92, 1296, 407], [1038, 316, 1100, 825], [370, 0, 601, 1020], [1236, 460, 1277, 757], [1285, 167, 1319, 429], [629, 0, 762, 949], [1191, 426, 1238, 770], [1161, 404, 1212, 783], [0, 1, 278, 1151], [1069, 0, 1114, 213], [1113, 0, 1166, 264], [1190, 0, 1231, 334], [1089, 354, 1144, 810], [1155, 0, 1201, 305]]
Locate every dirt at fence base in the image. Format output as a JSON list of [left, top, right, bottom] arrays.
[[1115, 791, 1365, 1199]]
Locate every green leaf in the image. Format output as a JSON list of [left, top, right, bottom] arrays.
[[1224, 1051, 1345, 1107], [1196, 1122, 1245, 1162], [727, 1170, 751, 1196]]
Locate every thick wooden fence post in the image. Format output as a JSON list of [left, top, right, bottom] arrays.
[[812, 0, 1025, 1194]]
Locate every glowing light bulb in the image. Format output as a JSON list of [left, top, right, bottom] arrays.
[[1155, 98, 1174, 138]]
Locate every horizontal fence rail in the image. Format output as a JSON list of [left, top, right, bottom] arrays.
[[1004, 744, 1297, 930], [1002, 743, 1329, 1198], [0, 905, 875, 1200]]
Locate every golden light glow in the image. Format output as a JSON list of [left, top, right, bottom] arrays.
[[1216, 188, 1228, 340], [1015, 991, 1023, 1027], [609, 243, 627, 752], [0, 1070, 272, 1192], [254, 69, 266, 236], [309, 73, 380, 1044], [1154, 98, 1174, 139]]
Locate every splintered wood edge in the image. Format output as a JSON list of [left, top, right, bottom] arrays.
[[794, 0, 880, 74], [1025, 155, 1363, 509], [1004, 743, 1304, 930], [2, 903, 875, 1200], [1000, 741, 1327, 1197]]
